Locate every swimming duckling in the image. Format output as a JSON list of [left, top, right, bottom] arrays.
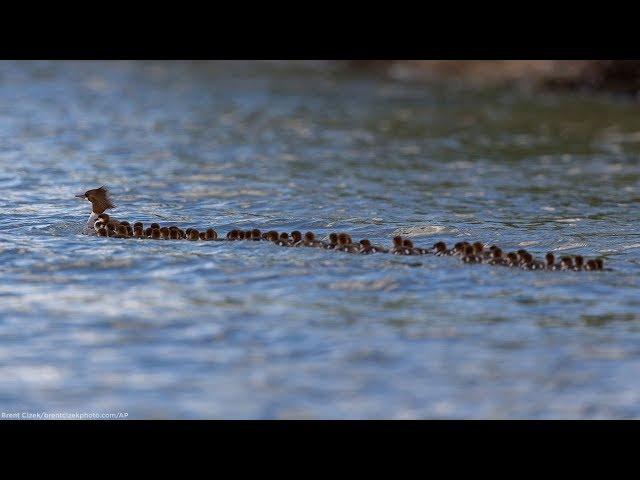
[[150, 223, 160, 231], [302, 231, 323, 247], [324, 233, 339, 249], [120, 221, 133, 236], [472, 241, 484, 257], [238, 230, 246, 240], [516, 249, 530, 266], [358, 239, 374, 254], [116, 224, 129, 238], [251, 229, 261, 241], [188, 229, 200, 241], [573, 255, 584, 271], [150, 228, 161, 239], [505, 252, 519, 267], [559, 256, 574, 270], [451, 242, 470, 257], [544, 252, 556, 270], [358, 239, 386, 254], [199, 231, 207, 240], [595, 258, 604, 270], [402, 239, 419, 255], [227, 229, 239, 241], [169, 229, 180, 240], [133, 222, 143, 230], [483, 245, 498, 260], [391, 236, 407, 255], [243, 230, 252, 240], [487, 247, 504, 265], [519, 252, 535, 270], [432, 241, 448, 256], [159, 227, 170, 240], [337, 233, 358, 253], [133, 225, 144, 238], [461, 245, 481, 263], [290, 231, 303, 246], [276, 232, 291, 246], [206, 228, 218, 240], [144, 227, 153, 238], [584, 259, 597, 270], [266, 231, 279, 242]]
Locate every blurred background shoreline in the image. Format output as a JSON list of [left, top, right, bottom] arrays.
[[344, 60, 640, 96]]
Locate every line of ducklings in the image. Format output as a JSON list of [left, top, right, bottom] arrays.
[[92, 213, 605, 271]]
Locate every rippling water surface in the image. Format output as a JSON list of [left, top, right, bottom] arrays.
[[1, 61, 640, 418]]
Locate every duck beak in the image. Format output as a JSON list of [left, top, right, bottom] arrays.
[[75, 193, 86, 199]]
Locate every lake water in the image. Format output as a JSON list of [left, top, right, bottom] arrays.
[[1, 61, 640, 419]]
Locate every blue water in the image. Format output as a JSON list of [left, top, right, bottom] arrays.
[[1, 61, 640, 418]]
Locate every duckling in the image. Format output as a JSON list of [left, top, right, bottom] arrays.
[[150, 223, 160, 230], [573, 255, 584, 271], [461, 245, 481, 263], [337, 233, 358, 253], [116, 224, 129, 238], [584, 259, 597, 271], [133, 222, 143, 230], [150, 228, 161, 239], [243, 230, 252, 240], [266, 230, 279, 242], [519, 252, 535, 270], [251, 229, 261, 241], [402, 239, 419, 255], [505, 252, 519, 267], [358, 239, 374, 254], [198, 231, 206, 240], [451, 241, 470, 257], [595, 258, 604, 270], [487, 247, 504, 265], [133, 225, 144, 238], [238, 230, 246, 240], [516, 249, 530, 266], [483, 245, 498, 260], [391, 236, 407, 255], [120, 221, 133, 236], [106, 219, 121, 232], [559, 256, 574, 270], [431, 241, 449, 256], [544, 252, 556, 270], [324, 233, 339, 249], [358, 239, 387, 254], [159, 227, 171, 240], [472, 241, 485, 257], [290, 231, 303, 246], [169, 229, 180, 240], [302, 231, 323, 247], [276, 232, 291, 246], [227, 229, 239, 241], [144, 227, 153, 238], [206, 228, 218, 240], [188, 229, 200, 241]]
